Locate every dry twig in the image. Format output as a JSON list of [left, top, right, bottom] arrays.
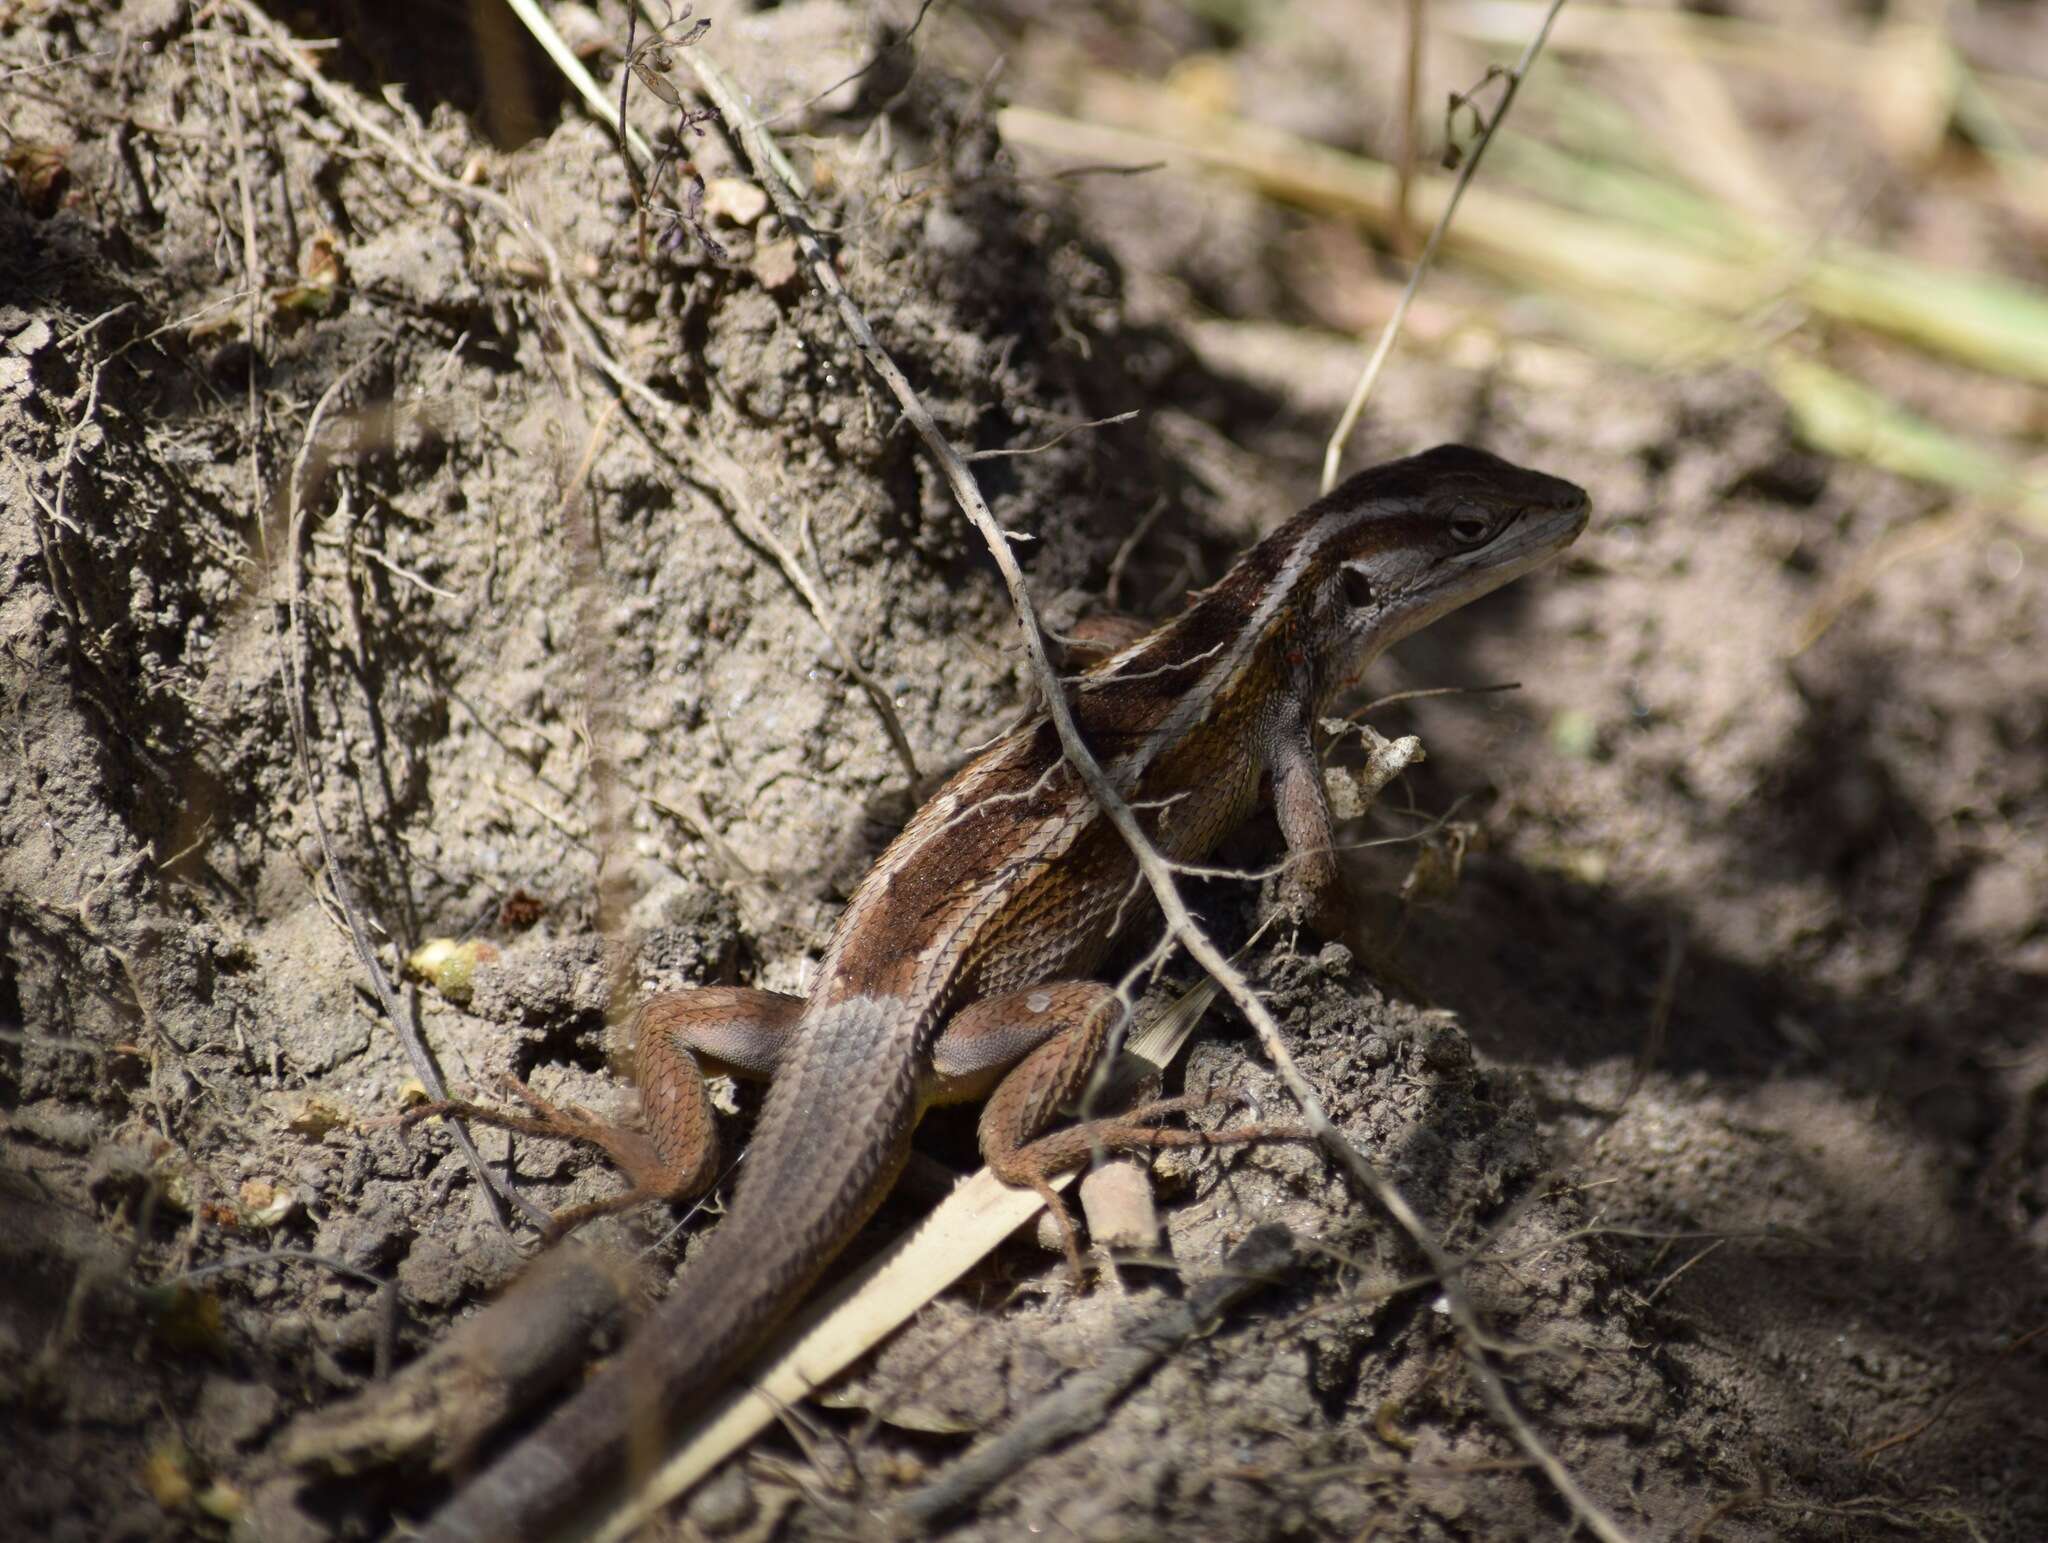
[[681, 40, 1635, 1543], [688, 436, 924, 788], [893, 1225, 1297, 1527], [1322, 0, 1569, 490], [273, 358, 546, 1234]]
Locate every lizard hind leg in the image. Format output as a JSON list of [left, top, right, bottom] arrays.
[[933, 984, 1304, 1281], [988, 1081, 1305, 1282], [403, 985, 805, 1237], [402, 1075, 675, 1238]]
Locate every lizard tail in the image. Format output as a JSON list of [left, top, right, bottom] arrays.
[[414, 997, 924, 1542]]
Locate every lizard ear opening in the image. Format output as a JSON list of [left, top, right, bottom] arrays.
[[1340, 565, 1375, 608]]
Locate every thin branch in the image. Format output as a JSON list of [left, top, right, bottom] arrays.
[[1639, 1236, 1726, 1308], [1321, 0, 1569, 491], [689, 436, 924, 787], [894, 1225, 1296, 1527], [1791, 504, 1983, 655], [685, 42, 1633, 1543], [0, 45, 117, 83], [961, 409, 1139, 461], [758, 0, 942, 128], [275, 360, 546, 1234], [231, 0, 921, 805], [1105, 494, 1168, 611], [1353, 680, 1523, 717], [176, 1248, 401, 1378]]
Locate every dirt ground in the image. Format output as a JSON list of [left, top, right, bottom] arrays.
[[3, 1, 2045, 1539]]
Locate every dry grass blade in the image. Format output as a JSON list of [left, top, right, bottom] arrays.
[[999, 89, 2048, 535], [1004, 81, 2048, 387], [501, 0, 656, 167], [999, 97, 1739, 319], [587, 1172, 1069, 1540], [1766, 356, 2046, 536]]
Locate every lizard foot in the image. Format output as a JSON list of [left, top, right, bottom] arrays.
[[1001, 1093, 1313, 1285], [401, 1074, 672, 1237]]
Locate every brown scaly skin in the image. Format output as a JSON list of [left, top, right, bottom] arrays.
[[413, 445, 1590, 1541]]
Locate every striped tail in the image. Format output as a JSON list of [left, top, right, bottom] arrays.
[[416, 997, 925, 1542]]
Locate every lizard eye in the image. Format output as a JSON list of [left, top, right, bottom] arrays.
[[1340, 566, 1375, 608], [1449, 511, 1493, 546]]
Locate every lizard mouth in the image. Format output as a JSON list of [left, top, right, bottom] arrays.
[[1511, 491, 1592, 564]]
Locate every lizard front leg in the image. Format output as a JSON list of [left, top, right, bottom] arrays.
[[1267, 705, 1350, 938], [406, 986, 803, 1235], [927, 983, 1304, 1279]]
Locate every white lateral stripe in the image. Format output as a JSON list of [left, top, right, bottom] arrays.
[[1132, 507, 1347, 774]]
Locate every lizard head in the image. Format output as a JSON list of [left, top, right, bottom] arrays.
[[1292, 443, 1590, 699]]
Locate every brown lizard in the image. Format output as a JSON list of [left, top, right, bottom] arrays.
[[411, 444, 1590, 1540]]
